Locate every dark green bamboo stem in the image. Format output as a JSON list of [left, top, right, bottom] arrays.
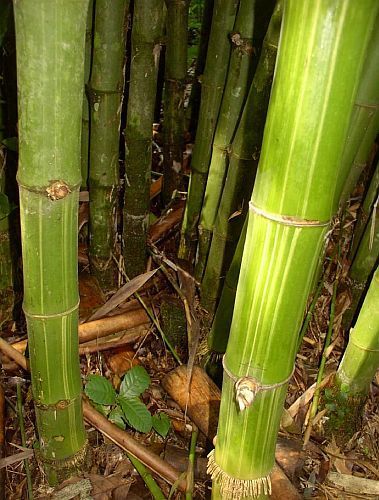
[[195, 0, 256, 281], [179, 0, 239, 261], [88, 0, 128, 290], [210, 2, 378, 497], [188, 0, 214, 136], [345, 194, 379, 326], [80, 0, 94, 190], [201, 2, 282, 313], [123, 0, 164, 277], [337, 266, 379, 398], [207, 217, 247, 358], [0, 149, 13, 329], [14, 0, 89, 484], [162, 0, 190, 204], [350, 160, 379, 258]]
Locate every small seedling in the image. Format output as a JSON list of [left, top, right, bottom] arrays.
[[85, 365, 170, 437]]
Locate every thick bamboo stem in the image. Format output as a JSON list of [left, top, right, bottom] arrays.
[[14, 0, 90, 483], [162, 0, 190, 204], [88, 0, 128, 290], [123, 0, 164, 277], [179, 0, 239, 261], [211, 1, 378, 498], [195, 0, 256, 281], [201, 2, 282, 314]]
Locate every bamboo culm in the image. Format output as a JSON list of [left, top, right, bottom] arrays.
[[14, 0, 90, 483], [88, 0, 128, 291], [210, 1, 378, 498], [179, 0, 239, 261], [188, 0, 214, 136], [80, 0, 94, 190], [195, 0, 256, 281], [337, 266, 379, 398], [162, 0, 190, 205], [201, 1, 282, 316], [123, 0, 165, 277]]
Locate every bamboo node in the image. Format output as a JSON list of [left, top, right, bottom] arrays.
[[230, 33, 255, 56], [249, 201, 330, 227], [46, 180, 71, 201], [222, 356, 295, 411], [207, 449, 272, 499]]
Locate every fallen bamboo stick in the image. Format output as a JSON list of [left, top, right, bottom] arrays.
[[0, 338, 186, 492], [9, 308, 150, 356]]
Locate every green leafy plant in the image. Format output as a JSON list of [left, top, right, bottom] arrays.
[[85, 366, 171, 437]]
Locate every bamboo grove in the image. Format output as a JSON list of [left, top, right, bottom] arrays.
[[0, 0, 378, 498]]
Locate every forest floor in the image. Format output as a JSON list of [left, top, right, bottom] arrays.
[[1, 152, 379, 500]]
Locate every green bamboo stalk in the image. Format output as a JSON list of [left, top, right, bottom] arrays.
[[186, 425, 198, 500], [14, 0, 89, 484], [123, 0, 164, 278], [161, 0, 190, 205], [345, 192, 379, 326], [337, 266, 379, 398], [209, 2, 378, 498], [88, 0, 128, 290], [127, 453, 166, 500], [195, 0, 256, 281], [179, 0, 239, 261], [188, 0, 214, 136], [338, 23, 379, 207], [201, 2, 282, 313], [350, 160, 379, 258], [80, 0, 94, 190]]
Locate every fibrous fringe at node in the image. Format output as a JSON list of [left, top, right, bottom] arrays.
[[207, 449, 272, 499]]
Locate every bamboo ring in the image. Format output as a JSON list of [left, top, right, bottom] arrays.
[[222, 356, 295, 411], [249, 201, 331, 227]]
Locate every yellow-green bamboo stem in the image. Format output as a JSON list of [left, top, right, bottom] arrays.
[[14, 0, 89, 484], [210, 1, 378, 498]]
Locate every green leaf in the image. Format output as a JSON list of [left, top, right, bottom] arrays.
[[119, 365, 150, 399], [152, 413, 170, 438], [92, 402, 111, 417], [109, 406, 126, 430], [118, 396, 152, 433], [85, 374, 116, 405]]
